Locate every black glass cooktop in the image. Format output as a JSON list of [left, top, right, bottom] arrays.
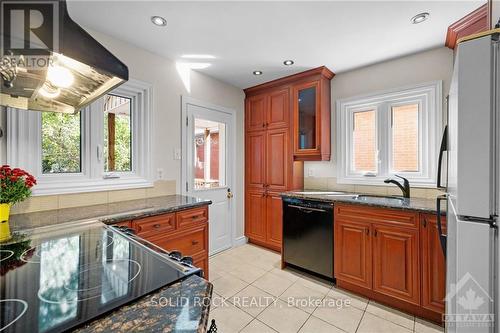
[[0, 222, 198, 333]]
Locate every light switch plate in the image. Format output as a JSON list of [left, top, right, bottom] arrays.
[[174, 148, 182, 160]]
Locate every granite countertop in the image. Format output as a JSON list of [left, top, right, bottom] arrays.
[[281, 191, 445, 214], [10, 195, 212, 231], [74, 274, 213, 333]]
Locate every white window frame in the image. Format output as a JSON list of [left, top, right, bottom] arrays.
[[6, 79, 153, 195], [336, 81, 442, 187]]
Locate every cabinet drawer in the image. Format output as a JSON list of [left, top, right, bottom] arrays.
[[335, 204, 418, 228], [176, 206, 208, 228], [152, 226, 207, 257], [133, 213, 176, 238]]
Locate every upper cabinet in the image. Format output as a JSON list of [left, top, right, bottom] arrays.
[[445, 3, 490, 49], [245, 66, 334, 161]]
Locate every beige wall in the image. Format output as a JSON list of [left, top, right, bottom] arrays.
[[304, 47, 454, 198], [1, 29, 246, 240]]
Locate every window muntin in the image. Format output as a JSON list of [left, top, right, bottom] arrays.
[[41, 112, 82, 174]]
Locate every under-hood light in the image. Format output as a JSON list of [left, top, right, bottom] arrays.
[[47, 65, 74, 88]]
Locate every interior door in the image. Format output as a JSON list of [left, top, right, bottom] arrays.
[[184, 100, 234, 255]]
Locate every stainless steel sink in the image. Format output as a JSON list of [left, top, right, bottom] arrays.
[[293, 191, 347, 195], [353, 195, 406, 204]]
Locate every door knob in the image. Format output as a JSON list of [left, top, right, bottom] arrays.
[[227, 188, 233, 199]]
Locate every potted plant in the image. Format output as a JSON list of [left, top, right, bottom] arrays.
[[0, 165, 36, 242]]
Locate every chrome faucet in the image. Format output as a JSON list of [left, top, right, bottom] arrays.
[[384, 175, 410, 198]]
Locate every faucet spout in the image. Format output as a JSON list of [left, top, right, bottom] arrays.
[[384, 175, 410, 198]]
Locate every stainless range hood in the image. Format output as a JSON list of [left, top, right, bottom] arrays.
[[0, 0, 128, 113]]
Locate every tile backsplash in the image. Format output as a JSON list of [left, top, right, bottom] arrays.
[[10, 180, 176, 215], [304, 177, 444, 199]]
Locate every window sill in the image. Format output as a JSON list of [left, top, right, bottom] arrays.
[[32, 178, 154, 196], [336, 177, 437, 188]]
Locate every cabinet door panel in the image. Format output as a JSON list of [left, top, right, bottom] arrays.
[[334, 219, 372, 289], [372, 225, 420, 305], [246, 131, 266, 189], [293, 81, 321, 156], [266, 128, 288, 191], [245, 190, 267, 242], [266, 191, 282, 251], [421, 214, 447, 313], [246, 94, 267, 132], [267, 89, 289, 129]]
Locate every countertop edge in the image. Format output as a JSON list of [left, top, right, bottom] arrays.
[[280, 192, 442, 214]]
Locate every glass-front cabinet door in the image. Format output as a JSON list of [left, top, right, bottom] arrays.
[[293, 80, 321, 158]]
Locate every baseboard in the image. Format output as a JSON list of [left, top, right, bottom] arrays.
[[233, 236, 248, 247]]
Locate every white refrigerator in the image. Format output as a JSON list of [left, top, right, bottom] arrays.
[[443, 31, 499, 333]]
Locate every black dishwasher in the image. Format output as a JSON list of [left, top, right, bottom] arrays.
[[282, 197, 334, 278]]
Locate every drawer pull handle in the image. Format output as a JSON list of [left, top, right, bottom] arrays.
[[192, 240, 199, 245], [153, 224, 162, 229], [191, 215, 200, 219]]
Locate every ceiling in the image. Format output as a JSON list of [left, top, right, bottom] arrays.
[[67, 1, 485, 89]]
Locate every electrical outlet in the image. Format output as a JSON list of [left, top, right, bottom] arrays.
[[157, 168, 164, 180], [308, 169, 314, 177], [174, 148, 182, 160]]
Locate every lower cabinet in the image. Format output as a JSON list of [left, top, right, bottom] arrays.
[[421, 214, 447, 314], [115, 205, 210, 280], [245, 190, 283, 251], [334, 219, 372, 289], [334, 204, 446, 324], [372, 224, 420, 305]]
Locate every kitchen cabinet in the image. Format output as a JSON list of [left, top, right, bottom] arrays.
[[334, 204, 444, 324], [334, 219, 372, 289], [372, 224, 420, 305], [245, 190, 267, 243], [292, 76, 331, 161], [421, 214, 447, 314], [244, 67, 332, 251], [115, 205, 210, 279]]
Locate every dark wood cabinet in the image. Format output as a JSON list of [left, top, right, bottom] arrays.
[[246, 94, 267, 132], [334, 219, 372, 289], [334, 204, 445, 324], [266, 128, 288, 191], [244, 67, 332, 251], [245, 190, 267, 243], [112, 205, 210, 280], [245, 131, 267, 189], [266, 191, 283, 250], [267, 88, 290, 130], [372, 224, 420, 305], [421, 214, 447, 314]]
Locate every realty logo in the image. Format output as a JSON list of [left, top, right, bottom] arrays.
[[1, 0, 59, 57], [444, 272, 494, 327]]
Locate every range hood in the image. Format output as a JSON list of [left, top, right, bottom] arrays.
[[0, 0, 128, 113]]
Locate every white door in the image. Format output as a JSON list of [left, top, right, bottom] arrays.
[[182, 97, 234, 255]]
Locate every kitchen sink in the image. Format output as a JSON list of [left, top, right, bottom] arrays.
[[353, 195, 406, 204], [293, 191, 347, 195]]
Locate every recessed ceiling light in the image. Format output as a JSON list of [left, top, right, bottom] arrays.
[[283, 60, 294, 66], [182, 54, 216, 59], [253, 71, 263, 75], [411, 12, 429, 24], [151, 16, 167, 27]]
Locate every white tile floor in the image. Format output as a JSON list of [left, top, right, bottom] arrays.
[[208, 244, 445, 333]]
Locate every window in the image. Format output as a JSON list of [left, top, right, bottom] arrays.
[[7, 79, 152, 195], [41, 112, 82, 174], [193, 118, 226, 189], [337, 81, 442, 186]]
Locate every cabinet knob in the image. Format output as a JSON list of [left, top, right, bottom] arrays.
[[192, 240, 199, 245], [153, 224, 161, 229], [366, 228, 369, 235], [423, 219, 427, 228]]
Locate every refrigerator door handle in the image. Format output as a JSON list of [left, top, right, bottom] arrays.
[[436, 194, 447, 257], [437, 125, 448, 189]]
